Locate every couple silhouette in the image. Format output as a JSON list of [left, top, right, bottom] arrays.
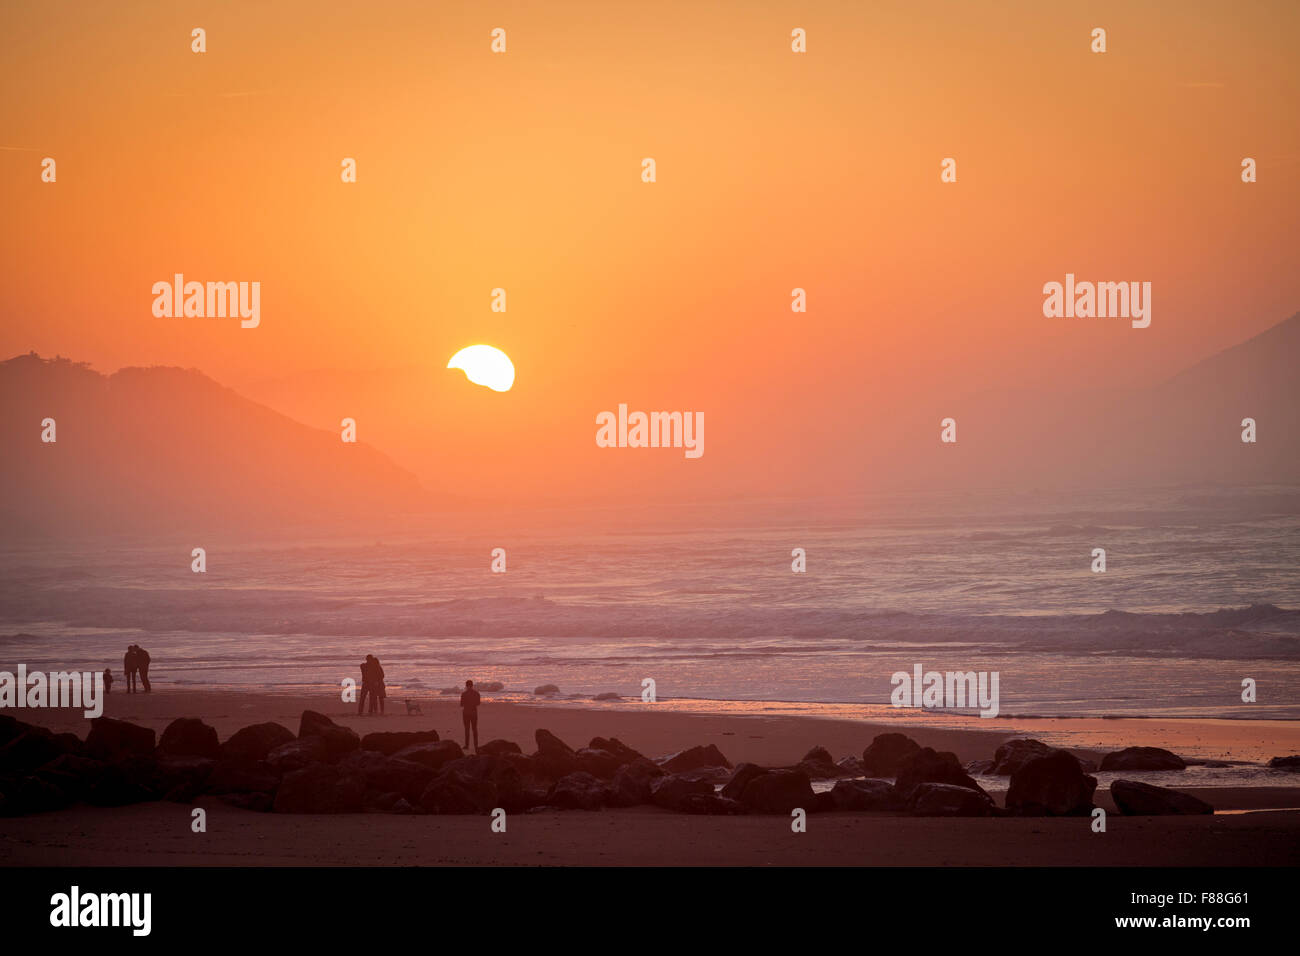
[[358, 655, 386, 715]]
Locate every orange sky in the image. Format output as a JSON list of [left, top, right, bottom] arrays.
[[3, 0, 1298, 501]]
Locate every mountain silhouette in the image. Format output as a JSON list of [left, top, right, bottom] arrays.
[[0, 354, 427, 538]]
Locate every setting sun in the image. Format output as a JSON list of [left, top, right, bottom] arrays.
[[446, 344, 515, 393]]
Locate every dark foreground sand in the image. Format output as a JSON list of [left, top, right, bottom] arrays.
[[4, 689, 1298, 866]]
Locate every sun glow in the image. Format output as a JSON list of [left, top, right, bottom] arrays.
[[446, 345, 515, 392]]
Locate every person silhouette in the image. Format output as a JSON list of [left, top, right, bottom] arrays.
[[357, 658, 372, 715], [123, 647, 137, 694], [460, 679, 481, 753], [136, 645, 152, 692], [103, 667, 114, 695], [371, 656, 386, 716]]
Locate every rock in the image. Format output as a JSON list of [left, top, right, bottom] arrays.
[[359, 730, 440, 756], [720, 763, 768, 801], [440, 755, 530, 811], [1099, 747, 1186, 772], [85, 718, 156, 762], [533, 729, 581, 778], [1267, 755, 1300, 770], [836, 756, 865, 776], [36, 754, 108, 797], [1005, 749, 1097, 816], [828, 778, 902, 811], [589, 737, 645, 765], [533, 684, 561, 696], [478, 739, 522, 757], [550, 772, 607, 810], [418, 767, 498, 814], [803, 746, 834, 765], [966, 760, 994, 775], [649, 773, 714, 811], [393, 740, 464, 771], [0, 715, 37, 748], [657, 744, 731, 773], [296, 711, 360, 760], [895, 748, 988, 798], [273, 764, 365, 813], [154, 756, 215, 802], [1110, 779, 1213, 816], [989, 738, 1054, 775], [3, 775, 72, 814], [594, 693, 621, 701], [86, 764, 157, 807], [575, 748, 622, 779], [739, 769, 815, 814], [221, 722, 295, 764], [907, 782, 995, 816], [265, 736, 331, 773], [337, 751, 436, 802], [679, 793, 745, 815], [204, 762, 280, 795], [220, 791, 274, 812], [668, 766, 732, 785], [0, 731, 66, 772], [861, 733, 922, 777], [607, 758, 664, 807], [157, 718, 220, 760]]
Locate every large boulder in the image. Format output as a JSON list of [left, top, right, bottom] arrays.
[[989, 738, 1054, 775], [296, 711, 360, 760], [861, 733, 922, 777], [739, 769, 815, 814], [204, 762, 280, 795], [264, 736, 331, 773], [720, 763, 769, 801], [550, 772, 607, 810], [1110, 779, 1213, 816], [478, 739, 523, 757], [1005, 749, 1097, 816], [418, 767, 498, 814], [273, 763, 365, 813], [589, 737, 645, 765], [1267, 755, 1300, 770], [85, 764, 158, 808], [895, 748, 987, 798], [157, 718, 220, 760], [607, 758, 664, 807], [1100, 747, 1186, 772], [657, 744, 731, 773], [533, 729, 582, 778], [828, 778, 902, 811], [221, 722, 295, 764], [649, 773, 714, 811], [440, 755, 531, 811], [359, 730, 440, 756], [679, 793, 746, 815], [338, 751, 437, 802], [795, 746, 847, 779], [907, 782, 995, 816], [85, 718, 156, 762], [393, 740, 464, 771], [0, 731, 67, 772], [154, 756, 215, 802], [575, 748, 622, 779]]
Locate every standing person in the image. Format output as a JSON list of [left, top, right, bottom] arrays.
[[371, 656, 386, 716], [459, 679, 480, 754], [123, 647, 137, 694], [103, 668, 114, 695], [136, 645, 152, 693], [357, 658, 372, 716]]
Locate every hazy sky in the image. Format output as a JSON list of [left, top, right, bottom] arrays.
[[3, 0, 1298, 500]]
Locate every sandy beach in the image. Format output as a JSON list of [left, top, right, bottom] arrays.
[[3, 688, 1298, 867]]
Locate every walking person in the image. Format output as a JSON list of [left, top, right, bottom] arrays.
[[136, 645, 152, 692], [460, 679, 480, 754]]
